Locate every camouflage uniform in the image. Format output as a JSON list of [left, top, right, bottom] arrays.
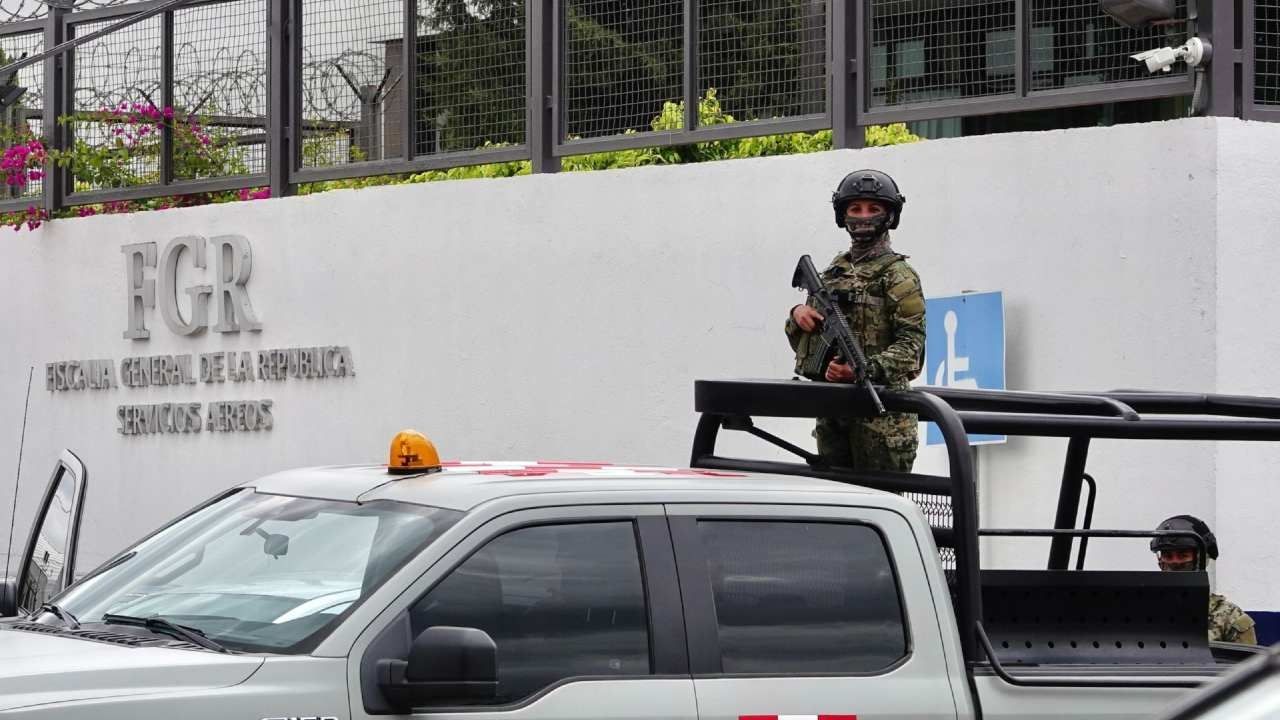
[[785, 248, 926, 471], [1208, 592, 1257, 644]]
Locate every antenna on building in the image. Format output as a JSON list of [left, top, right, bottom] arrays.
[[4, 367, 33, 582]]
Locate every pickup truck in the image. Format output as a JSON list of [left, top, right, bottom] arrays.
[[1156, 643, 1280, 720], [0, 380, 1270, 719]]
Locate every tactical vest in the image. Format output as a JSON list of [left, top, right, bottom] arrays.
[[819, 251, 909, 359], [793, 252, 913, 381]]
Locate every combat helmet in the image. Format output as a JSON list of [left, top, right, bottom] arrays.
[[831, 169, 906, 229], [1150, 514, 1219, 560]]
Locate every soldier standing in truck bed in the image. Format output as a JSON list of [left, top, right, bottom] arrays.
[[786, 169, 926, 472]]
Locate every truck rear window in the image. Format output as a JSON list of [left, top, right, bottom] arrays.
[[698, 520, 908, 674]]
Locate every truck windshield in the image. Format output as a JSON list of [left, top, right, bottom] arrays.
[[52, 490, 460, 654]]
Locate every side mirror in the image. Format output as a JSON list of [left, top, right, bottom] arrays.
[[0, 577, 16, 617], [377, 626, 497, 709]]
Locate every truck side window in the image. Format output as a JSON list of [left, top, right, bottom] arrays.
[[697, 520, 907, 674], [409, 521, 651, 705]]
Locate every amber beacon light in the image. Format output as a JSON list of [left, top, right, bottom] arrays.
[[387, 429, 442, 475]]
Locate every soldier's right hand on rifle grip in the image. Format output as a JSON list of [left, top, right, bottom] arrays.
[[791, 305, 825, 332], [825, 359, 858, 383]]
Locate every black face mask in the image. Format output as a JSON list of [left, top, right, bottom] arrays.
[[845, 211, 889, 244]]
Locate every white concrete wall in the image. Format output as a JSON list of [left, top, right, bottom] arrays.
[[0, 116, 1276, 611], [903, 118, 1220, 576], [1215, 119, 1280, 611]]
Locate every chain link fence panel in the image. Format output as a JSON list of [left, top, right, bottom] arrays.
[[869, 0, 1189, 108], [0, 30, 43, 199], [1257, 0, 1280, 105], [564, 0, 683, 139], [869, 0, 1017, 108], [415, 0, 526, 156], [173, 0, 266, 178], [1029, 0, 1187, 90], [301, 0, 401, 167], [0, 0, 1229, 202], [698, 0, 826, 124], [70, 14, 162, 190]]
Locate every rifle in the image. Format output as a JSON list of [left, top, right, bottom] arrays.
[[791, 254, 886, 415]]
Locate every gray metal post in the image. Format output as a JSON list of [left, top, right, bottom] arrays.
[[1241, 0, 1262, 119], [835, 0, 865, 148], [831, 0, 862, 148], [683, 0, 698, 132], [1048, 436, 1092, 569], [43, 5, 67, 213], [290, 0, 302, 173], [1, 103, 16, 199], [1015, 0, 1027, 97], [356, 90, 378, 161], [802, 0, 824, 112], [160, 8, 174, 185], [402, 0, 416, 161], [528, 0, 559, 172], [1199, 0, 1240, 117], [266, 0, 295, 196]]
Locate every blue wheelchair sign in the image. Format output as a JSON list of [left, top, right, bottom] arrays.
[[924, 291, 1006, 446]]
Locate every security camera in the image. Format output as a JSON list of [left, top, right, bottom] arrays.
[[1131, 37, 1211, 74], [0, 84, 26, 109]]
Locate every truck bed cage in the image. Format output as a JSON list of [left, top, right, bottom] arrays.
[[690, 379, 1280, 668]]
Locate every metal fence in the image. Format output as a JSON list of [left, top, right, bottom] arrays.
[[1249, 0, 1280, 117], [0, 0, 1269, 214]]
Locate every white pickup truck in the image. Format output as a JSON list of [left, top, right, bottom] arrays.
[[0, 380, 1268, 719]]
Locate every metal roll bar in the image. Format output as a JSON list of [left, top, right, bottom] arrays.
[[690, 378, 1280, 663]]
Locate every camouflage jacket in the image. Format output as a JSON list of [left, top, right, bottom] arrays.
[[1208, 592, 1257, 644], [785, 249, 926, 389]]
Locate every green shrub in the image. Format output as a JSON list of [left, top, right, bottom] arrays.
[[2, 91, 921, 230]]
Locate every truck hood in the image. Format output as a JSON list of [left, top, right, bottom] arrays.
[[0, 625, 264, 711]]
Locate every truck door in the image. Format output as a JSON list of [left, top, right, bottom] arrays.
[[667, 503, 960, 720], [347, 504, 696, 720], [8, 450, 88, 616]]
